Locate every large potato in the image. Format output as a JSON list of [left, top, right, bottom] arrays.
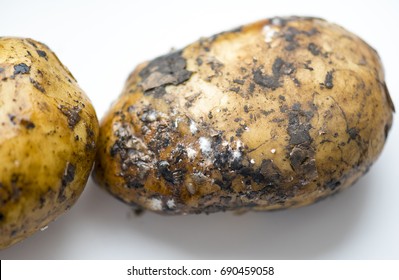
[[93, 17, 394, 214], [0, 38, 98, 248]]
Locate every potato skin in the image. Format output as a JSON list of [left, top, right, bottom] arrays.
[[93, 17, 394, 215], [0, 38, 98, 248]]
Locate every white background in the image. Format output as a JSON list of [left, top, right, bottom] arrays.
[[0, 0, 398, 259]]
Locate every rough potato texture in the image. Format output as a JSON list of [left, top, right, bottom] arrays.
[[0, 38, 98, 248], [93, 17, 394, 215]]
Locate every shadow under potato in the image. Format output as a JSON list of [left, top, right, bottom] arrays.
[[129, 176, 371, 259], [0, 173, 371, 259]]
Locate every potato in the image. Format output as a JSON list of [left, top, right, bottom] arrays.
[[0, 37, 98, 248], [93, 17, 394, 215]]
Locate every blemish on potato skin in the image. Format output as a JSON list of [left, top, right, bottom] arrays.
[[30, 78, 46, 93], [346, 127, 360, 143], [20, 119, 35, 129], [13, 63, 30, 75], [196, 57, 203, 66], [286, 103, 318, 181], [324, 71, 334, 89], [248, 82, 255, 94], [233, 79, 245, 85], [10, 174, 22, 200], [8, 114, 17, 125], [236, 127, 244, 137], [279, 24, 318, 51], [307, 43, 320, 55], [304, 60, 314, 71], [39, 196, 46, 208], [325, 179, 341, 190], [253, 57, 295, 90], [287, 103, 313, 145], [107, 102, 293, 213], [138, 51, 192, 97], [229, 86, 240, 93], [58, 105, 81, 129], [127, 179, 144, 189], [36, 50, 47, 59], [156, 161, 174, 184], [85, 126, 96, 151], [261, 109, 275, 116], [58, 163, 76, 202]]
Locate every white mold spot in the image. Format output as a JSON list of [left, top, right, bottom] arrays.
[[113, 122, 133, 137], [186, 147, 197, 160], [263, 25, 279, 43], [232, 150, 241, 159], [236, 140, 242, 149], [146, 111, 157, 122], [189, 120, 198, 134], [174, 117, 183, 128], [232, 140, 242, 160], [149, 198, 163, 211], [199, 137, 212, 154], [166, 199, 176, 209]]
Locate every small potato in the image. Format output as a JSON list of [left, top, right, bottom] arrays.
[[0, 38, 98, 248], [93, 17, 394, 214]]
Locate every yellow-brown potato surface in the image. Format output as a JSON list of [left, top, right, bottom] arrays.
[[93, 17, 393, 215], [0, 38, 98, 248]]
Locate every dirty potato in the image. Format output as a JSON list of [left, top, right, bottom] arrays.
[[93, 17, 394, 215], [0, 37, 98, 248]]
